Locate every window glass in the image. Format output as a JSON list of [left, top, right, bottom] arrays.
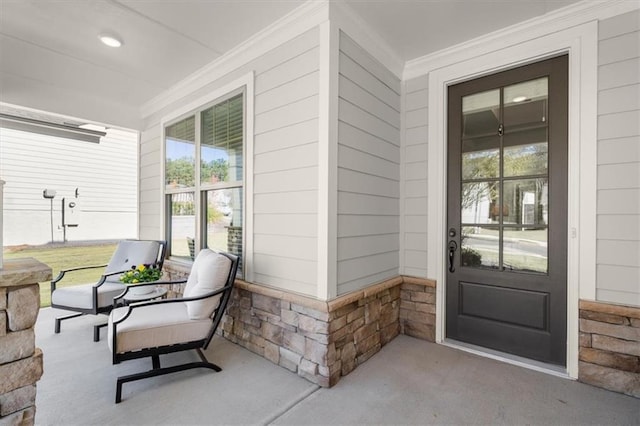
[[201, 94, 243, 184], [168, 193, 195, 260], [163, 91, 244, 275], [165, 116, 196, 189], [205, 187, 243, 276]]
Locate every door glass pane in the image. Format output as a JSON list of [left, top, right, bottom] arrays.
[[165, 116, 196, 189], [462, 89, 500, 138], [461, 181, 499, 224], [503, 227, 548, 274], [503, 78, 548, 128], [503, 179, 548, 225], [461, 226, 499, 269], [168, 193, 195, 260], [504, 138, 548, 177], [462, 136, 499, 180]]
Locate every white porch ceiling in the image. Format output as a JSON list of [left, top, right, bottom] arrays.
[[0, 0, 580, 129]]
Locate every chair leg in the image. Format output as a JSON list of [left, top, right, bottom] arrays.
[[115, 350, 222, 404], [152, 355, 160, 369], [93, 323, 108, 342], [54, 312, 84, 334]]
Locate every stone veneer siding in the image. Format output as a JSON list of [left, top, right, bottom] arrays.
[[163, 260, 435, 387], [579, 300, 640, 398], [0, 258, 51, 425]]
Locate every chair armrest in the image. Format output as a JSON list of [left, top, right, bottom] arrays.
[[113, 279, 188, 304], [111, 283, 231, 326], [51, 264, 108, 285]]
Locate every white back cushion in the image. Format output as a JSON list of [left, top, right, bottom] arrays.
[[105, 240, 162, 282], [183, 249, 232, 320]]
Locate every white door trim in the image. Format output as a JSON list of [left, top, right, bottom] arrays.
[[427, 22, 598, 379]]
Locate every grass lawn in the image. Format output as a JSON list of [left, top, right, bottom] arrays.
[[3, 243, 117, 307]]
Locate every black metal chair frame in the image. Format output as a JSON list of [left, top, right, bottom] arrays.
[[110, 251, 239, 404], [50, 240, 167, 341]]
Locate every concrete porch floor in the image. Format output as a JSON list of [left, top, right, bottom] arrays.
[[34, 308, 638, 425]]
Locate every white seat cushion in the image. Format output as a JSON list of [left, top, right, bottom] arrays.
[[51, 282, 125, 309], [108, 303, 211, 354], [183, 249, 231, 320]]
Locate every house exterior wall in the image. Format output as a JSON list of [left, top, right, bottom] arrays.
[[336, 32, 401, 295], [596, 9, 640, 306], [0, 127, 137, 245], [136, 1, 639, 397], [401, 75, 429, 278], [139, 27, 321, 297]]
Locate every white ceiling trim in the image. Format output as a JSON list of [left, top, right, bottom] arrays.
[[403, 0, 638, 80], [140, 0, 328, 119]]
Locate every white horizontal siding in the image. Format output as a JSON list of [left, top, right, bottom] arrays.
[[0, 127, 137, 245], [254, 214, 317, 238], [597, 215, 640, 241], [139, 126, 162, 240], [251, 28, 320, 296], [401, 74, 429, 278], [598, 136, 640, 165], [337, 215, 399, 238], [596, 9, 640, 306], [596, 289, 640, 306], [253, 167, 318, 194], [598, 58, 640, 90], [254, 143, 318, 175], [338, 121, 399, 163], [254, 119, 318, 155], [138, 27, 321, 296], [253, 253, 317, 295], [598, 163, 640, 189], [336, 31, 401, 295], [254, 95, 319, 135], [254, 234, 317, 261]]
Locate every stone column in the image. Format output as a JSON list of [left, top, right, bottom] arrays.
[[0, 258, 51, 425]]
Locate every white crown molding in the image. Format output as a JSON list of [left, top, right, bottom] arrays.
[[404, 0, 639, 80], [141, 0, 329, 119], [330, 0, 404, 78]]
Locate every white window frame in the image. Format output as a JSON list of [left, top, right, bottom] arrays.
[[160, 73, 254, 280]]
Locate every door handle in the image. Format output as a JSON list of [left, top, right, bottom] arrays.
[[448, 241, 458, 273]]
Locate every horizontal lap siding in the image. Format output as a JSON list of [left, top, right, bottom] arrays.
[[336, 32, 401, 295], [596, 10, 640, 306], [138, 28, 320, 296], [253, 29, 319, 296], [401, 75, 429, 278], [1, 127, 137, 245], [139, 125, 161, 240]]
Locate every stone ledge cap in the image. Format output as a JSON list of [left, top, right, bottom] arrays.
[[236, 275, 437, 314], [580, 299, 640, 320], [0, 258, 52, 288]]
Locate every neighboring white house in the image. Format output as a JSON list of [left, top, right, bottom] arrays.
[[0, 123, 138, 246]]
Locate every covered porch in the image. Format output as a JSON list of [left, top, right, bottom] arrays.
[[34, 307, 638, 424]]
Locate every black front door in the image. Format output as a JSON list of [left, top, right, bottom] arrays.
[[446, 55, 568, 365]]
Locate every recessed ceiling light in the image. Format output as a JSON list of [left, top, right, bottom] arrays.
[[512, 96, 528, 103], [99, 34, 122, 48]]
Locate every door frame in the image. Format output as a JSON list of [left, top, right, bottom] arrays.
[[426, 22, 597, 378]]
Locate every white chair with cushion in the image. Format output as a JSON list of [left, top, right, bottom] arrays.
[[50, 240, 166, 341], [108, 249, 239, 403]]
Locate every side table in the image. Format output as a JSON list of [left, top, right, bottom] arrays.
[[123, 287, 168, 304]]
